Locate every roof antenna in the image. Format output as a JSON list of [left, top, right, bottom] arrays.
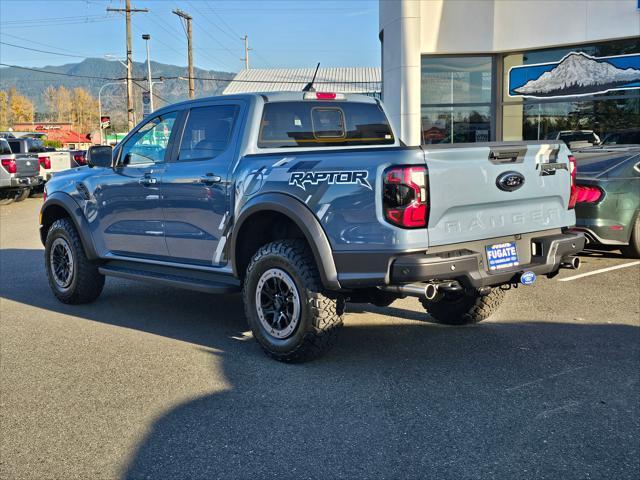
[[302, 63, 321, 92]]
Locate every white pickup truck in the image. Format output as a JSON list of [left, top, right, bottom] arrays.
[[6, 138, 85, 181]]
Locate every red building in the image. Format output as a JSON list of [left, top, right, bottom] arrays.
[[11, 122, 95, 149]]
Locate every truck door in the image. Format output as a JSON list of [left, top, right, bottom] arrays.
[[161, 102, 242, 266], [95, 111, 178, 258]]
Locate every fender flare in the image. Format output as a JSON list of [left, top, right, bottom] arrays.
[[230, 193, 341, 290], [40, 192, 99, 260]]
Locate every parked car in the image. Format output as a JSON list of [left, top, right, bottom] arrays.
[[545, 130, 602, 148], [40, 92, 584, 362], [570, 145, 640, 258], [602, 129, 640, 146], [7, 138, 71, 181], [0, 138, 43, 205]]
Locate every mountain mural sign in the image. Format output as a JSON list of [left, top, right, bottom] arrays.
[[508, 52, 640, 99]]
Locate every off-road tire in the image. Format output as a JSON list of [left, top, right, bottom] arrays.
[[0, 196, 15, 206], [243, 239, 345, 363], [420, 287, 506, 325], [14, 188, 30, 202], [620, 217, 640, 259], [45, 218, 105, 304]]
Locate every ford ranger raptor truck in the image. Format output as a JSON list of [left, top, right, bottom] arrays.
[[40, 92, 585, 362]]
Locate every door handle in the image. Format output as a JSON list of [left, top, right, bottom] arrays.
[[198, 173, 222, 185], [138, 177, 157, 186]]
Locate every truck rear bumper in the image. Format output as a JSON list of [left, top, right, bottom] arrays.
[[10, 176, 43, 188], [334, 229, 585, 289]]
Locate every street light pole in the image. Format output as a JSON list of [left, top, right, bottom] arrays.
[[98, 82, 125, 145], [142, 34, 154, 113]]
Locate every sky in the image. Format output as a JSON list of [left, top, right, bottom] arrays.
[[0, 0, 381, 73]]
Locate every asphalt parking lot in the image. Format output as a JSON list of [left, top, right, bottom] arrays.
[[1, 198, 639, 480]]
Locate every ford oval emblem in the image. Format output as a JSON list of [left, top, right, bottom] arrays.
[[496, 171, 525, 192], [520, 271, 536, 285]]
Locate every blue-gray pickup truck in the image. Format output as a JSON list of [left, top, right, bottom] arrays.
[[40, 92, 585, 362]]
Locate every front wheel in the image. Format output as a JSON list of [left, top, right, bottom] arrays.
[[420, 287, 506, 325], [243, 239, 345, 363], [45, 218, 105, 304]]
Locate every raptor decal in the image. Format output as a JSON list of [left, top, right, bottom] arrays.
[[288, 170, 372, 191]]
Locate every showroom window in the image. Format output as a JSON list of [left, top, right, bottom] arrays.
[[421, 56, 494, 144], [501, 38, 640, 144]]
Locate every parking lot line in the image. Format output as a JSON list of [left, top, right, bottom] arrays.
[[558, 261, 640, 282]]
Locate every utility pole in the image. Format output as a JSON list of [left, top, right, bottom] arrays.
[[173, 9, 194, 99], [241, 35, 252, 70], [107, 0, 148, 131]]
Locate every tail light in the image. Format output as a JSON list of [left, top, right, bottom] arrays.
[[74, 153, 86, 165], [575, 185, 603, 204], [39, 156, 51, 169], [1, 158, 17, 174], [568, 154, 578, 209], [383, 165, 429, 228]]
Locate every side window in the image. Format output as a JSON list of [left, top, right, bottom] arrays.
[[0, 139, 12, 155], [119, 112, 177, 166], [178, 105, 239, 161]]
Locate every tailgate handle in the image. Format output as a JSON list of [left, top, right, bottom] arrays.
[[488, 147, 526, 164]]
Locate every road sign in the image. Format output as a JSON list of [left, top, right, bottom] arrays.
[[142, 91, 151, 116], [100, 116, 111, 129]]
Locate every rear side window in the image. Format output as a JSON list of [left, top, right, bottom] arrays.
[[7, 140, 20, 153], [0, 139, 11, 155], [258, 101, 394, 148], [178, 105, 239, 161], [27, 139, 46, 153]]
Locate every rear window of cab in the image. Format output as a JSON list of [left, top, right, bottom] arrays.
[[258, 101, 394, 148]]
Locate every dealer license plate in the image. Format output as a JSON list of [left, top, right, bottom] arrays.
[[486, 242, 519, 271]]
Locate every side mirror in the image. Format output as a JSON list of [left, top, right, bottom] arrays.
[[86, 145, 113, 168]]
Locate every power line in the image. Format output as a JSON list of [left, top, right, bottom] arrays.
[[0, 41, 88, 59], [0, 33, 99, 57], [188, 1, 241, 45], [0, 63, 126, 80]]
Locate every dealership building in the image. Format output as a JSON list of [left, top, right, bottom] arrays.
[[379, 0, 640, 146]]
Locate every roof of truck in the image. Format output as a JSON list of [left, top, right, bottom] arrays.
[[154, 91, 380, 113]]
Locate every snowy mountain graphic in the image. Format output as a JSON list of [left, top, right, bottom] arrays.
[[512, 52, 640, 98]]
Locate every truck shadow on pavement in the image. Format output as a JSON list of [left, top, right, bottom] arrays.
[[1, 248, 639, 479]]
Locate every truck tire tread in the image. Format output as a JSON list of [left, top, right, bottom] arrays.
[[45, 218, 105, 304], [420, 287, 505, 325], [243, 239, 344, 363]]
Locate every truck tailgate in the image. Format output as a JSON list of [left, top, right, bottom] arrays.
[[425, 143, 575, 246], [15, 154, 41, 178], [45, 151, 72, 173]]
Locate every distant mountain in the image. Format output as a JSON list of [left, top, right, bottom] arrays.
[[514, 52, 640, 97], [0, 58, 236, 111]]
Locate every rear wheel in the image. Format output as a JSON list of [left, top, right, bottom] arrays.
[[420, 287, 506, 325], [243, 239, 345, 363], [45, 218, 105, 304], [14, 188, 30, 202], [620, 217, 640, 259]]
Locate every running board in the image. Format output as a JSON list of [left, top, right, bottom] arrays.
[[98, 263, 240, 294]]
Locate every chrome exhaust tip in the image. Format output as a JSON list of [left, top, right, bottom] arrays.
[[424, 283, 439, 300], [560, 256, 581, 270]]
